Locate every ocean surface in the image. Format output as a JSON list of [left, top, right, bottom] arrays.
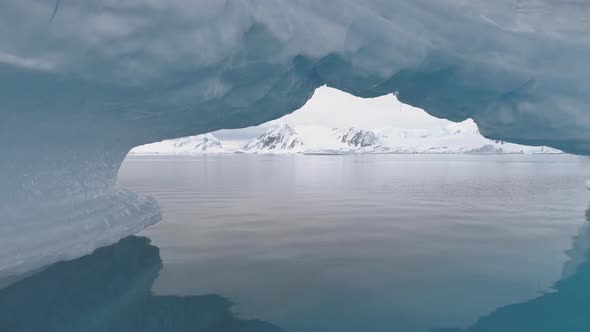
[[3, 154, 590, 332]]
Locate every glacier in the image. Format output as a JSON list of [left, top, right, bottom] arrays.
[[1, 1, 590, 277]]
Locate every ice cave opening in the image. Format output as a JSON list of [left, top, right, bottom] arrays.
[[1, 0, 590, 279]]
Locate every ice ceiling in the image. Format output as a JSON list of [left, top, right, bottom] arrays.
[[1, 1, 589, 277]]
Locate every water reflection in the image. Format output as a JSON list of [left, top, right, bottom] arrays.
[[0, 236, 282, 332], [1, 207, 588, 332], [433, 206, 590, 332]]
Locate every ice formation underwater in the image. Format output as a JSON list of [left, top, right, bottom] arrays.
[[0, 1, 589, 277]]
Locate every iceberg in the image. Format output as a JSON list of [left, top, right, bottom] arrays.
[[1, 1, 589, 277]]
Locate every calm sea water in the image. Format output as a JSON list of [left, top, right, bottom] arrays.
[[2, 154, 590, 332]]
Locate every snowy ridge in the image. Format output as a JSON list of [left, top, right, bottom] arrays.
[[310, 120, 560, 154], [241, 124, 304, 153], [135, 122, 561, 155], [375, 119, 562, 154], [130, 87, 563, 156], [131, 120, 562, 155], [130, 133, 224, 155], [334, 128, 383, 152]]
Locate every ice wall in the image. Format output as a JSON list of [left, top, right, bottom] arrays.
[[1, 1, 589, 277]]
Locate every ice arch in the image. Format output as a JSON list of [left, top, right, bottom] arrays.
[[1, 1, 589, 277]]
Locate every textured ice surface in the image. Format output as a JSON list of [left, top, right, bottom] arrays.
[[1, 1, 589, 276]]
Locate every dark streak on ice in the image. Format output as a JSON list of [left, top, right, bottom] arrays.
[[50, 0, 60, 22]]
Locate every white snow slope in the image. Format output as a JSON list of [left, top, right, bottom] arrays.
[[236, 120, 561, 154], [130, 133, 224, 155], [134, 87, 562, 155]]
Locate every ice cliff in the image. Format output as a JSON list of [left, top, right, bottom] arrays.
[[1, 1, 589, 277]]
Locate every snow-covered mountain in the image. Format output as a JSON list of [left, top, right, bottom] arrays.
[[129, 133, 224, 154], [336, 128, 380, 149], [241, 124, 304, 153], [237, 121, 562, 154], [375, 119, 561, 154], [297, 127, 388, 153], [129, 121, 562, 155], [129, 87, 563, 155]]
